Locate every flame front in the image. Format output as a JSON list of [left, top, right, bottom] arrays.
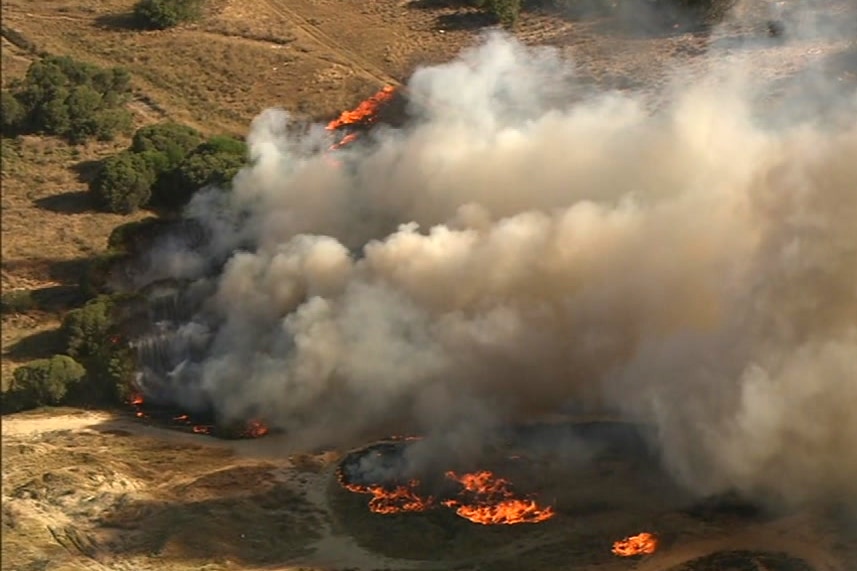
[[339, 472, 433, 514], [129, 392, 268, 438], [443, 470, 555, 525], [326, 85, 396, 131], [612, 532, 658, 557]]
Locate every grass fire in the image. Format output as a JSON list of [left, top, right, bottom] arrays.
[[612, 532, 659, 557], [3, 0, 856, 569]]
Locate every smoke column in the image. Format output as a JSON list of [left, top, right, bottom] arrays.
[[134, 12, 857, 509]]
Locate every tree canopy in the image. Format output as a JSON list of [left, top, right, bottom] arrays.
[[1, 55, 132, 142]]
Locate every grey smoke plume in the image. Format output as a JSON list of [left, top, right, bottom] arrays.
[[137, 17, 857, 508]]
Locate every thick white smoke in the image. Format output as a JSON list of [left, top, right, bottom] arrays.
[[141, 23, 856, 508]]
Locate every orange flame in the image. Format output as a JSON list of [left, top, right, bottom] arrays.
[[339, 467, 554, 524], [612, 532, 658, 557], [241, 420, 269, 438], [339, 471, 434, 514], [443, 471, 555, 525], [328, 132, 359, 152], [326, 85, 396, 131]]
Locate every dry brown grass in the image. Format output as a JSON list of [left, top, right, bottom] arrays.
[[1, 414, 323, 571]]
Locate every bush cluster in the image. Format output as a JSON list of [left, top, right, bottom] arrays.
[[60, 295, 137, 405], [3, 355, 87, 413], [133, 0, 204, 30], [0, 55, 132, 143], [473, 0, 522, 27], [89, 122, 247, 214], [3, 296, 137, 414]]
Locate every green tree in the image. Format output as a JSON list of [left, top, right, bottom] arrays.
[[131, 122, 204, 170], [62, 297, 115, 360], [7, 55, 132, 143], [4, 355, 86, 412], [89, 151, 157, 214], [133, 0, 204, 30], [154, 136, 247, 209], [0, 91, 26, 135], [474, 0, 522, 27], [60, 296, 135, 404]]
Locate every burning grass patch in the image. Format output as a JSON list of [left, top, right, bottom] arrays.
[[329, 473, 550, 561]]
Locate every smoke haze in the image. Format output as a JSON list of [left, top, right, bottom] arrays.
[[133, 11, 857, 510]]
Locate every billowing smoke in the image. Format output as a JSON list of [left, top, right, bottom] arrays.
[[132, 12, 857, 510]]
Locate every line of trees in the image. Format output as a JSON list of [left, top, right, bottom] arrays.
[[89, 122, 248, 214], [0, 55, 133, 143]]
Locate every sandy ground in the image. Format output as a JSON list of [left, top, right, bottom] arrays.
[[4, 410, 855, 571]]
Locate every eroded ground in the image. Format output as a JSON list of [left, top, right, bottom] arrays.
[[3, 411, 856, 571]]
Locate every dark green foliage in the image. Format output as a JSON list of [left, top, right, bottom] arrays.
[[153, 135, 247, 209], [79, 250, 130, 299], [131, 122, 203, 169], [89, 125, 245, 213], [107, 217, 173, 253], [1, 55, 132, 142], [474, 0, 522, 27], [1, 91, 26, 135], [60, 296, 135, 404], [1, 289, 36, 314], [89, 151, 157, 214], [3, 355, 86, 413], [62, 297, 115, 360], [133, 0, 204, 30]]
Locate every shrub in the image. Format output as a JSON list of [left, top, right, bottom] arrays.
[[474, 0, 522, 27], [79, 250, 130, 299], [61, 296, 136, 404], [3, 355, 86, 413], [153, 135, 247, 209], [62, 297, 115, 360], [131, 122, 204, 167], [107, 217, 174, 253], [89, 151, 157, 214], [1, 289, 36, 314], [0, 91, 26, 136], [3, 55, 132, 143], [133, 0, 204, 30]]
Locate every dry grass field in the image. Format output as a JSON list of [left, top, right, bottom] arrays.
[[2, 0, 856, 570]]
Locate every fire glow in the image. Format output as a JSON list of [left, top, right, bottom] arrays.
[[326, 85, 397, 131], [612, 532, 658, 557], [129, 392, 269, 439], [442, 470, 555, 525], [338, 466, 555, 525], [326, 85, 397, 150]]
